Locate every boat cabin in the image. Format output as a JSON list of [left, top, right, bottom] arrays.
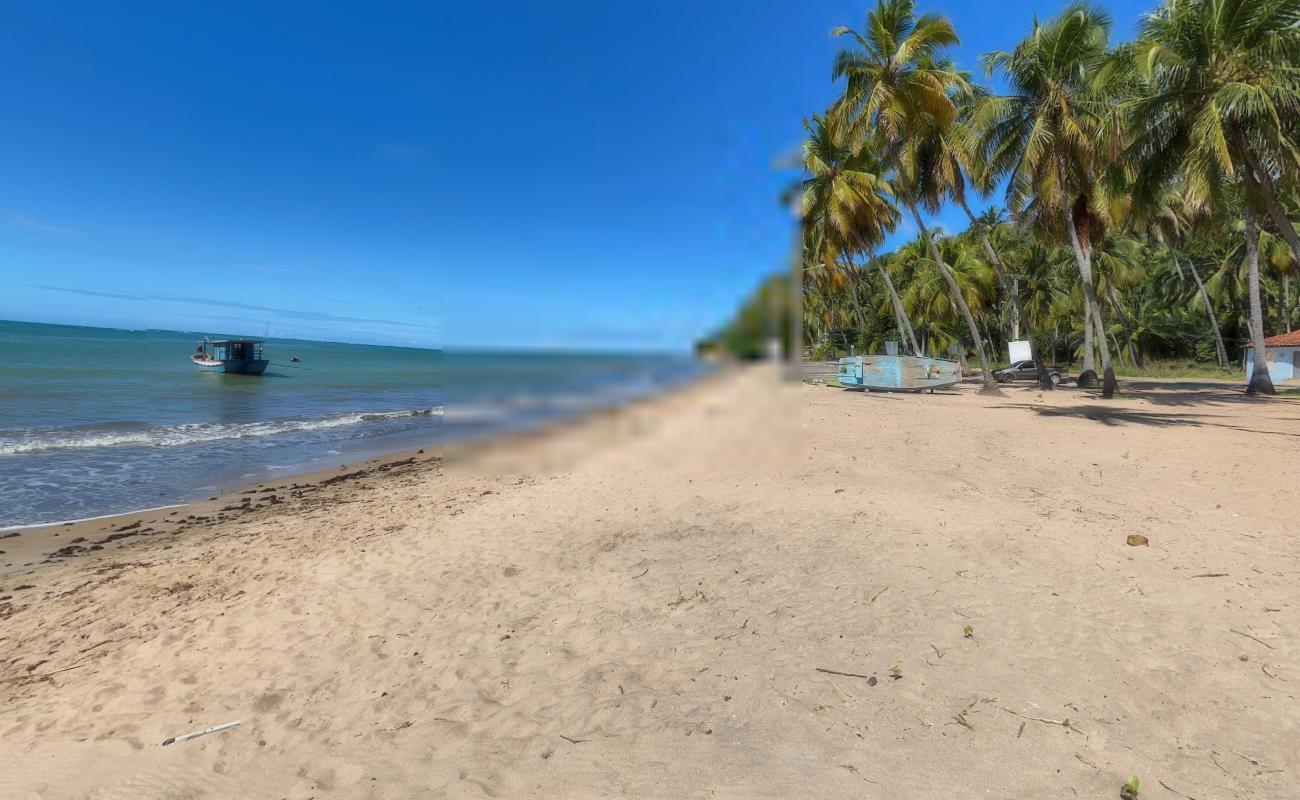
[[197, 339, 264, 361]]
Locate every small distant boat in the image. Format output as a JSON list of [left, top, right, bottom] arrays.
[[838, 355, 961, 392], [191, 337, 269, 375]]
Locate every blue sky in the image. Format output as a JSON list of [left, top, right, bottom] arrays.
[[0, 0, 1153, 350]]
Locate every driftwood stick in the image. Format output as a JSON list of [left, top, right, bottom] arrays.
[[998, 706, 1087, 734], [559, 734, 589, 744], [816, 667, 874, 681], [1158, 779, 1197, 799], [2, 661, 89, 684], [162, 720, 241, 746], [1229, 629, 1275, 649]]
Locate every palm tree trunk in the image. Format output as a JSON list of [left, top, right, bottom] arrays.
[[876, 260, 922, 356], [1284, 273, 1292, 332], [1244, 205, 1276, 395], [1082, 299, 1096, 373], [848, 276, 869, 339], [836, 258, 870, 341], [1062, 203, 1116, 396], [1011, 277, 1022, 340], [1235, 131, 1300, 267], [1008, 277, 1019, 340], [908, 204, 1000, 394], [945, 307, 971, 371], [1180, 254, 1229, 370], [885, 287, 911, 352], [957, 196, 1052, 389]]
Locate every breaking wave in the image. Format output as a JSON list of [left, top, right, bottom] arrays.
[[0, 407, 441, 455]]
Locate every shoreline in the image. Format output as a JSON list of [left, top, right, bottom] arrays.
[[0, 446, 441, 581], [0, 364, 735, 581], [2, 366, 1296, 798], [0, 505, 189, 534], [0, 361, 717, 535]]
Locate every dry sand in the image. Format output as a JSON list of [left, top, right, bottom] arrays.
[[1, 367, 1297, 799]]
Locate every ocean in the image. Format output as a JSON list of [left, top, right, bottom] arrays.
[[0, 321, 710, 528]]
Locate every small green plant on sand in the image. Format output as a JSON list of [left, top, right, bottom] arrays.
[[1120, 775, 1140, 800], [889, 665, 902, 680], [962, 625, 974, 638]]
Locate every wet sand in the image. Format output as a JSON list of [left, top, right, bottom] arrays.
[[0, 450, 439, 584]]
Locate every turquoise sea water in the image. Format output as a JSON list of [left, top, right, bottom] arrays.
[[0, 321, 709, 527]]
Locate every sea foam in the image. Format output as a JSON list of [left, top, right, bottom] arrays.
[[0, 408, 441, 455]]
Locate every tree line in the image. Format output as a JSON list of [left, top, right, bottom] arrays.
[[798, 0, 1300, 396]]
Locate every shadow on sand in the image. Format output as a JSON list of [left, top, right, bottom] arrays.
[[985, 377, 1300, 437]]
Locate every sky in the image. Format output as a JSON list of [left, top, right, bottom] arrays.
[[0, 0, 1154, 351]]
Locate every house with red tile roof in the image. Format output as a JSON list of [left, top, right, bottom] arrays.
[[1244, 329, 1300, 383]]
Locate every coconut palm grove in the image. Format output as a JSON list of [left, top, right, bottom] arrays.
[[771, 0, 1300, 397]]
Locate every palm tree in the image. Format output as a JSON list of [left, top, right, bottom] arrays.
[[873, 253, 923, 354], [973, 3, 1120, 396], [1144, 188, 1231, 368], [911, 94, 1057, 388], [1123, 0, 1300, 393], [1087, 233, 1146, 365], [798, 114, 919, 353], [831, 0, 1002, 393]]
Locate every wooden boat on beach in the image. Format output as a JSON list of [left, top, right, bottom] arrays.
[[837, 354, 960, 392], [191, 338, 269, 375]]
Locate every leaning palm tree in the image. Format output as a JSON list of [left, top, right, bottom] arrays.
[[911, 83, 1057, 388], [798, 113, 920, 354], [1122, 0, 1300, 393], [1143, 187, 1231, 368], [831, 0, 1002, 393], [972, 3, 1120, 396]]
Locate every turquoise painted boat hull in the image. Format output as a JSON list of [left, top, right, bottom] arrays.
[[837, 355, 961, 391]]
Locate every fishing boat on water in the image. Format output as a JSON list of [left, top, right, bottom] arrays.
[[838, 354, 960, 392], [191, 337, 269, 375]]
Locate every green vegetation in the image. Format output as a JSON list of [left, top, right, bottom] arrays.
[[797, 0, 1300, 396], [698, 273, 797, 360], [1112, 361, 1239, 380]]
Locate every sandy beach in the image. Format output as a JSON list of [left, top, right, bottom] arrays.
[[2, 366, 1297, 798]]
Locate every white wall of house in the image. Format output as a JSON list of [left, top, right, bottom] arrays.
[[1245, 346, 1300, 382]]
